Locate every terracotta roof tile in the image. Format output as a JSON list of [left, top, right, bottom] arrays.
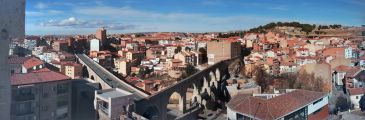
[[23, 57, 44, 69], [345, 68, 361, 78], [227, 89, 327, 120], [8, 56, 31, 64], [334, 65, 351, 72], [348, 88, 365, 95], [11, 71, 70, 85]]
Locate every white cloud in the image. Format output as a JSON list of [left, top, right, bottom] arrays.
[[26, 11, 45, 16], [269, 6, 288, 11], [70, 5, 299, 32], [35, 2, 48, 9], [26, 10, 63, 17], [39, 17, 136, 30]]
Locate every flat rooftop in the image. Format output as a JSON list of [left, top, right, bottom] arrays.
[[96, 88, 133, 100]]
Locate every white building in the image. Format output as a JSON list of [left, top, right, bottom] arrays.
[[94, 88, 137, 120], [345, 47, 353, 59], [90, 39, 100, 52], [22, 39, 37, 50], [227, 89, 329, 120], [348, 88, 365, 109], [166, 46, 177, 58]]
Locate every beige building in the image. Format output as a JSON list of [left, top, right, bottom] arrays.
[[207, 40, 242, 65], [62, 63, 82, 79], [114, 58, 131, 76], [174, 51, 196, 66], [126, 51, 144, 61], [11, 70, 72, 120]]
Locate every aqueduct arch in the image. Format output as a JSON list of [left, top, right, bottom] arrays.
[[136, 57, 242, 120]]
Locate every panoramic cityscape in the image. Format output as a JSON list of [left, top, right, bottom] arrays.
[[1, 0, 365, 120]]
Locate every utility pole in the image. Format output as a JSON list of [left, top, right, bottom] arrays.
[[0, 0, 25, 119]]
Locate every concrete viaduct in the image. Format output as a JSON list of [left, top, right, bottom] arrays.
[[75, 54, 149, 99]]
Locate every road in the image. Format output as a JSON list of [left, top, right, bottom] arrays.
[[76, 54, 148, 99]]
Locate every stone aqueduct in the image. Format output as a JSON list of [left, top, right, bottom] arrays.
[[76, 53, 242, 120], [134, 57, 242, 120]]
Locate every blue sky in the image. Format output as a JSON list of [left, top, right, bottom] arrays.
[[26, 0, 365, 35]]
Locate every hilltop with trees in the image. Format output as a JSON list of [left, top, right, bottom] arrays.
[[217, 22, 342, 38]]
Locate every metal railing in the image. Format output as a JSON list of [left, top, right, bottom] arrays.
[[98, 104, 109, 115]]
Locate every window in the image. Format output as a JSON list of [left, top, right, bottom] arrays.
[[356, 96, 359, 99], [313, 98, 323, 105], [43, 93, 49, 98], [57, 83, 69, 94], [57, 96, 69, 107], [237, 113, 252, 120], [15, 101, 33, 116], [16, 87, 34, 101], [42, 106, 48, 111]]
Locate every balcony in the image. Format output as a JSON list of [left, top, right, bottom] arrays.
[[14, 94, 35, 101], [98, 104, 109, 115]]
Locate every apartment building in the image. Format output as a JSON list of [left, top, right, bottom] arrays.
[[11, 70, 72, 120], [207, 40, 241, 65]]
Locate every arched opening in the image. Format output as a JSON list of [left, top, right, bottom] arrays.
[[209, 72, 216, 81], [216, 69, 221, 81], [200, 77, 211, 96], [167, 92, 183, 119], [185, 84, 199, 111], [143, 106, 160, 120], [90, 75, 95, 80], [82, 66, 89, 78]]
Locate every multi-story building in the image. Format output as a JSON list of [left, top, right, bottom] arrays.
[[207, 40, 241, 65], [96, 28, 107, 46], [126, 51, 144, 62], [53, 41, 68, 52], [227, 89, 329, 120], [61, 63, 82, 79], [94, 88, 137, 120], [114, 58, 131, 76], [90, 39, 100, 52], [174, 51, 197, 66], [11, 70, 72, 120], [166, 46, 177, 58]]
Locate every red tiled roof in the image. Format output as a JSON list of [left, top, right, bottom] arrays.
[[345, 68, 361, 78], [8, 56, 31, 64], [23, 57, 44, 69], [348, 88, 365, 95], [11, 71, 70, 85], [322, 47, 345, 57], [334, 65, 351, 72], [227, 89, 327, 120], [31, 68, 51, 73]]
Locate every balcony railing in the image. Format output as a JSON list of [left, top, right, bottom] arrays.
[[14, 94, 35, 101], [98, 104, 109, 115]]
